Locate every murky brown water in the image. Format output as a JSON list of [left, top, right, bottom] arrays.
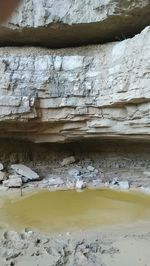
[[0, 189, 150, 232]]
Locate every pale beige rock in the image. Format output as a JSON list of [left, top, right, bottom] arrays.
[[0, 27, 149, 143]]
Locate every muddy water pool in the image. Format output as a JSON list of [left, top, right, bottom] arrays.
[[0, 189, 150, 232]]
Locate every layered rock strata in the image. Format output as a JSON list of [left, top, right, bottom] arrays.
[[0, 0, 150, 47], [0, 26, 149, 143]]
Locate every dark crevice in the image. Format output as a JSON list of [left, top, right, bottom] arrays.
[[0, 6, 149, 48]]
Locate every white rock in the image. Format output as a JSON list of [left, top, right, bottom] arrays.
[[112, 177, 118, 185], [76, 180, 86, 190], [11, 164, 39, 181], [118, 181, 129, 190], [3, 178, 22, 188], [140, 187, 150, 194], [61, 156, 76, 166], [9, 174, 22, 180], [0, 171, 5, 182], [0, 163, 4, 171], [68, 168, 80, 178], [87, 166, 95, 172]]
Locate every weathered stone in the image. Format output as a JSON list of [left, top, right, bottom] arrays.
[[140, 187, 150, 194], [3, 177, 22, 188], [76, 179, 86, 190], [118, 181, 129, 190], [0, 163, 4, 171], [87, 166, 95, 172], [0, 171, 5, 182], [11, 164, 39, 181], [61, 156, 76, 166], [0, 0, 149, 47], [0, 27, 149, 143]]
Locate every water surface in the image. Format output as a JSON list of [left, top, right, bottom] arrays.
[[0, 189, 150, 232]]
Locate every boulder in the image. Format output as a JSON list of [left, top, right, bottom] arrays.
[[11, 164, 39, 182]]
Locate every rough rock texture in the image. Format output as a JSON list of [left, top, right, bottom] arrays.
[[0, 0, 150, 47], [0, 26, 149, 143]]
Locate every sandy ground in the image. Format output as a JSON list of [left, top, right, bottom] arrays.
[[0, 221, 150, 266]]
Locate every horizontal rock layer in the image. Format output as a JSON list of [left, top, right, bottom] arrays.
[[0, 27, 150, 143], [0, 0, 150, 47]]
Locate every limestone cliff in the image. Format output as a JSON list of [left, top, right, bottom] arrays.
[[0, 0, 150, 47], [0, 1, 149, 143]]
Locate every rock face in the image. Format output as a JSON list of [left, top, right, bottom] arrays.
[[0, 0, 150, 47], [0, 0, 149, 144], [0, 26, 149, 143]]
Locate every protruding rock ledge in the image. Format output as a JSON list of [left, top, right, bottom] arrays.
[[0, 27, 149, 143], [0, 0, 149, 47]]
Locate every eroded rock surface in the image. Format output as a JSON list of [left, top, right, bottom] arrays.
[[0, 27, 149, 143], [0, 0, 150, 47]]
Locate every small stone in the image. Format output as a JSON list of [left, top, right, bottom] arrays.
[[87, 166, 95, 172], [11, 164, 39, 182], [3, 177, 22, 188], [118, 181, 129, 190], [76, 180, 86, 190], [61, 156, 76, 166], [0, 162, 4, 171], [0, 171, 5, 182]]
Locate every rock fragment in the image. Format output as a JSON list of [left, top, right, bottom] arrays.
[[118, 181, 129, 190], [0, 171, 5, 182], [61, 156, 76, 166], [76, 179, 86, 190], [0, 162, 4, 171], [11, 164, 39, 182], [3, 177, 22, 188], [87, 166, 95, 172]]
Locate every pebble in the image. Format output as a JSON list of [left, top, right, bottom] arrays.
[[87, 165, 95, 172]]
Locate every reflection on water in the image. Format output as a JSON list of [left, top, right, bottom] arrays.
[[0, 189, 150, 232]]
